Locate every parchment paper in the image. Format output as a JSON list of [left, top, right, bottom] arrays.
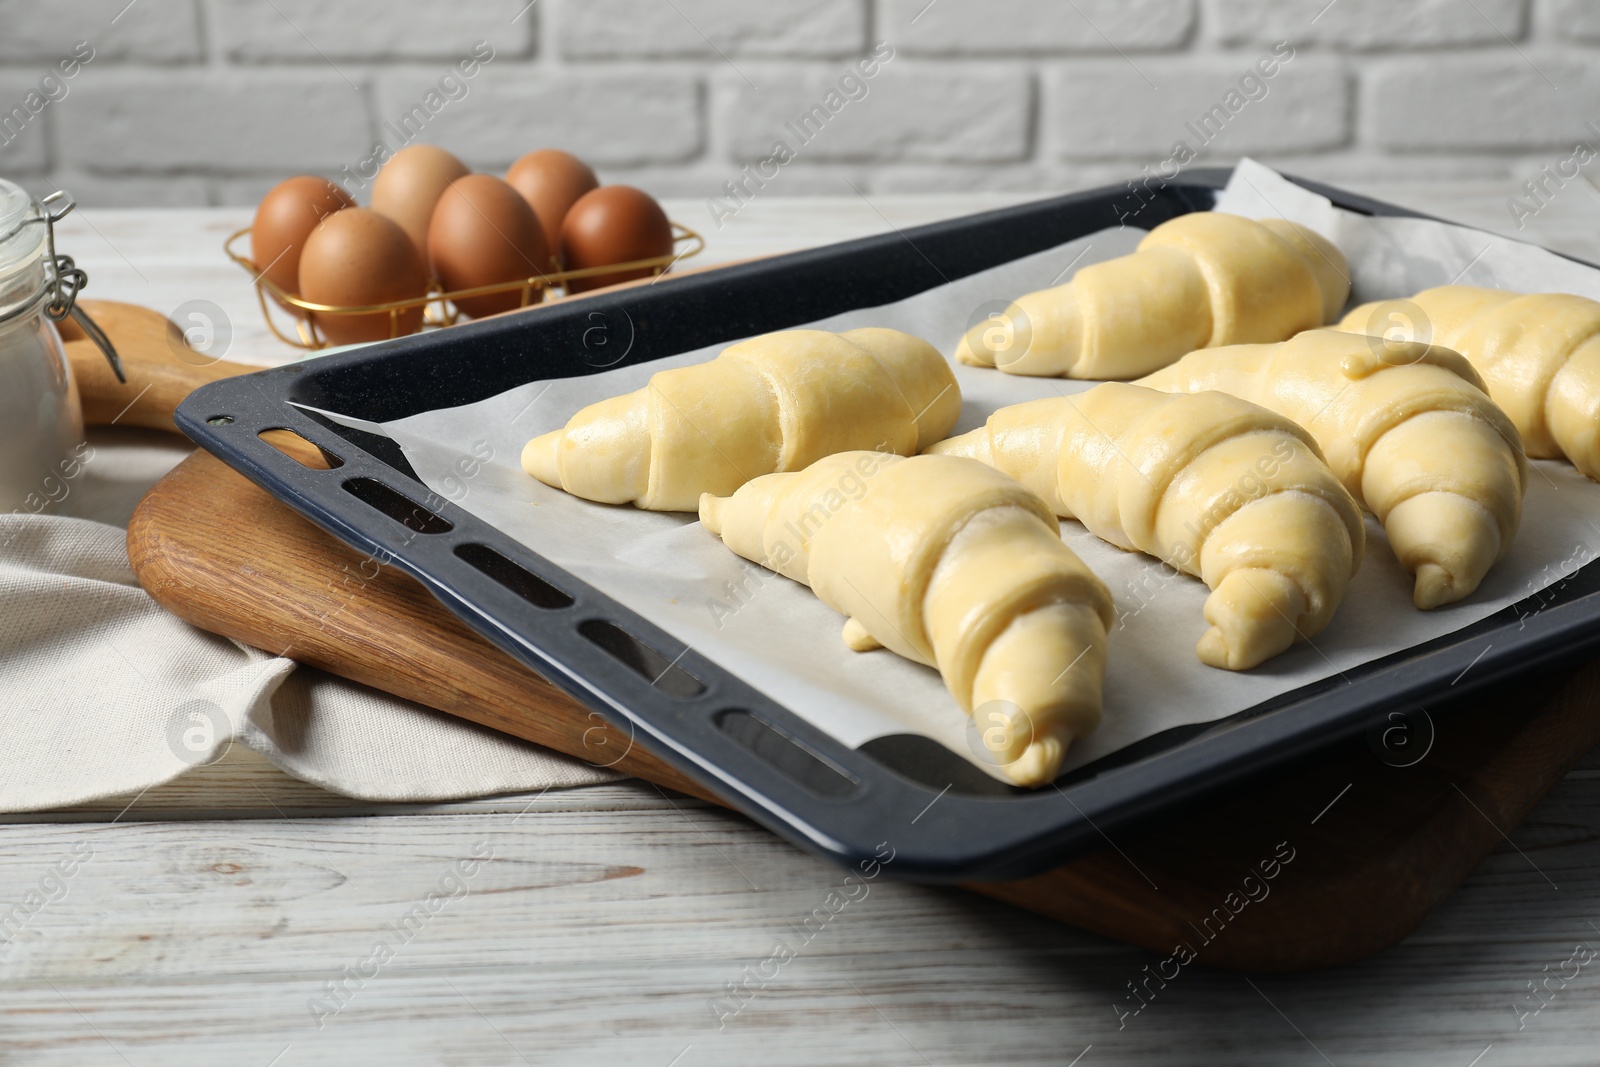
[[312, 160, 1600, 782]]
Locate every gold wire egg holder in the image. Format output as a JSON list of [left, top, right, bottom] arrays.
[[223, 222, 704, 351]]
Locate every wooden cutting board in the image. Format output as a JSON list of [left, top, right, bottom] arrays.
[[79, 300, 1600, 972]]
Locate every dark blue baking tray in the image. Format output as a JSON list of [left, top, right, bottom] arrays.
[[176, 168, 1600, 882]]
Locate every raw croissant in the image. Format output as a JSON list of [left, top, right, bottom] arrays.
[[928, 385, 1365, 670], [1140, 330, 1527, 610], [699, 451, 1114, 787], [1339, 285, 1600, 480], [522, 327, 960, 511], [956, 214, 1350, 379]]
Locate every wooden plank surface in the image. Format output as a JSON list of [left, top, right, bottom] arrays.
[[8, 188, 1600, 1063], [3, 760, 1599, 1066]]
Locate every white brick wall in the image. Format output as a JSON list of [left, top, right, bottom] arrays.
[[721, 64, 1031, 163], [372, 69, 703, 168], [1048, 57, 1351, 158], [0, 0, 1593, 207], [561, 0, 866, 57], [888, 0, 1196, 53], [1210, 0, 1528, 49]]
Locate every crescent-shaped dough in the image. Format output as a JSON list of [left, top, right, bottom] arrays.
[[1340, 285, 1600, 480], [929, 385, 1364, 669], [699, 452, 1113, 787], [522, 328, 960, 511], [1139, 330, 1527, 610], [956, 214, 1349, 379]]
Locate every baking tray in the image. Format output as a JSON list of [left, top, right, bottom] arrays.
[[175, 168, 1600, 882]]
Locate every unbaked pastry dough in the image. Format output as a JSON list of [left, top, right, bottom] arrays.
[[1340, 285, 1600, 480], [929, 385, 1365, 670], [699, 451, 1113, 787], [522, 328, 960, 511], [956, 214, 1350, 379], [1140, 329, 1527, 610]]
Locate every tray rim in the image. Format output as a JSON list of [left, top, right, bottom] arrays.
[[173, 167, 1600, 881]]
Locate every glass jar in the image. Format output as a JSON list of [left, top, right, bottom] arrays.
[[0, 178, 82, 515]]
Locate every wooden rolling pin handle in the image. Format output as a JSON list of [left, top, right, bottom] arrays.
[[62, 299, 262, 433]]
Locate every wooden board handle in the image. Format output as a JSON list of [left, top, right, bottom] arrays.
[[63, 300, 264, 433]]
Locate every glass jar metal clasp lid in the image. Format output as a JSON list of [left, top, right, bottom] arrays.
[[0, 189, 123, 382]]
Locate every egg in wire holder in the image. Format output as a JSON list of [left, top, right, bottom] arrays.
[[223, 222, 704, 350]]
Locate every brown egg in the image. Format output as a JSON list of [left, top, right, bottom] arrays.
[[505, 149, 598, 263], [251, 176, 355, 317], [298, 208, 428, 345], [428, 174, 549, 319], [560, 186, 674, 294], [371, 144, 470, 264]]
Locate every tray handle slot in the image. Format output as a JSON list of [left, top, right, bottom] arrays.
[[258, 428, 342, 471], [454, 543, 574, 610], [577, 619, 705, 698], [341, 477, 453, 535], [715, 709, 860, 799]]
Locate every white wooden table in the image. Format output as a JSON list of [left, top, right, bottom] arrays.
[[9, 185, 1600, 1066]]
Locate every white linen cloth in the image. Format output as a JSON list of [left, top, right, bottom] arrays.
[[0, 428, 614, 812]]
